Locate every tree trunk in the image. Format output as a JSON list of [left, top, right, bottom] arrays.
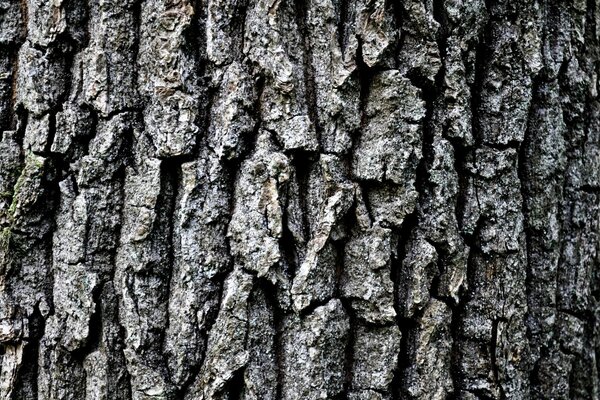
[[0, 0, 599, 399]]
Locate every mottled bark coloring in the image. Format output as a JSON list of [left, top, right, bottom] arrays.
[[0, 0, 599, 399]]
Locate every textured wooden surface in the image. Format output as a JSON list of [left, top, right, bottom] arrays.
[[0, 0, 599, 399]]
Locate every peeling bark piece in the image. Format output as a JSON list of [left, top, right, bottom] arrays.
[[16, 43, 67, 116], [281, 299, 349, 400], [242, 286, 277, 400], [0, 131, 21, 225], [115, 157, 175, 399], [174, 150, 232, 279], [357, 0, 397, 67], [442, 0, 487, 146], [366, 183, 418, 228], [7, 154, 51, 238], [418, 138, 468, 303], [206, 0, 246, 65], [0, 292, 24, 343], [353, 70, 425, 184], [49, 178, 98, 352], [341, 224, 396, 323], [468, 147, 523, 254], [397, 0, 441, 82], [26, 0, 67, 47], [398, 235, 438, 318], [23, 114, 50, 153], [186, 267, 254, 400], [444, 38, 474, 146], [351, 324, 401, 394], [80, 0, 140, 116], [244, 0, 318, 151], [1, 152, 54, 344], [137, 0, 201, 157], [0, 343, 23, 400], [208, 62, 257, 160], [228, 131, 289, 279], [164, 149, 231, 388], [306, 0, 360, 153], [353, 70, 424, 228], [477, 14, 541, 145], [51, 104, 94, 156], [291, 155, 354, 312], [403, 299, 453, 400]]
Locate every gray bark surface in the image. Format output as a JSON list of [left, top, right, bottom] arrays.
[[0, 0, 599, 399]]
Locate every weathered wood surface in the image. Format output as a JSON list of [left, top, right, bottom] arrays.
[[0, 0, 599, 399]]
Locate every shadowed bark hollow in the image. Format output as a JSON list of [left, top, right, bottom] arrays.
[[0, 0, 599, 399]]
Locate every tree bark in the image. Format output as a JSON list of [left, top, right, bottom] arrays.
[[0, 0, 599, 399]]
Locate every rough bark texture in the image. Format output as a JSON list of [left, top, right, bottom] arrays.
[[0, 0, 599, 399]]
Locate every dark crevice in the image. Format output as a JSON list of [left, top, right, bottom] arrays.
[[44, 112, 57, 155], [448, 1, 494, 391], [223, 367, 246, 400], [470, 25, 492, 149], [336, 0, 350, 54], [519, 74, 544, 394], [1, 44, 22, 133], [390, 211, 418, 400], [356, 37, 376, 121], [18, 0, 29, 38], [482, 139, 523, 151], [14, 106, 28, 148], [428, 241, 460, 307], [130, 0, 144, 110], [339, 297, 356, 400], [585, 0, 599, 53], [259, 278, 285, 400], [490, 317, 507, 398], [449, 225, 480, 396], [333, 224, 350, 299], [158, 157, 182, 388], [106, 139, 133, 398], [350, 34, 382, 157], [393, 315, 418, 400], [387, 0, 403, 40], [297, 296, 337, 318], [71, 282, 105, 361], [61, 0, 90, 52], [52, 31, 78, 109], [579, 184, 600, 193], [447, 135, 472, 236], [389, 33, 447, 393], [288, 151, 316, 251], [12, 305, 44, 399], [279, 211, 302, 282]]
